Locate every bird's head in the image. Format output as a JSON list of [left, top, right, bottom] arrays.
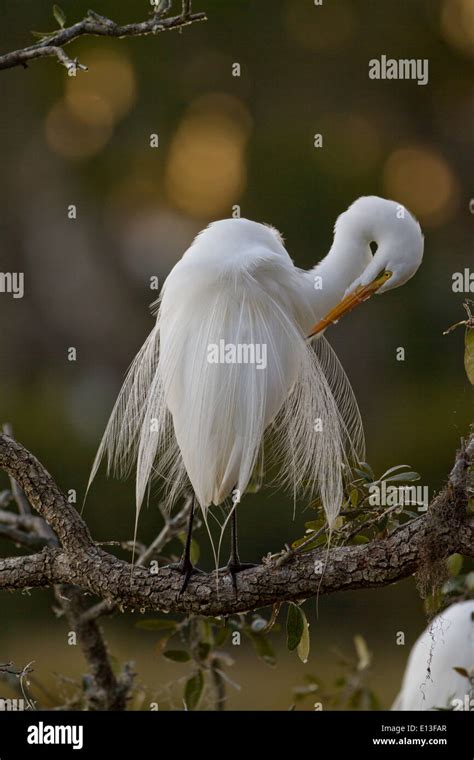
[[308, 197, 424, 338]]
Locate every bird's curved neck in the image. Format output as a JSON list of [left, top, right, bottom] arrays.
[[306, 232, 372, 321]]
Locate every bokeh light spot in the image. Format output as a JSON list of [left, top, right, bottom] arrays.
[[165, 93, 252, 218], [45, 100, 113, 161], [65, 48, 136, 122], [441, 0, 474, 57], [383, 146, 460, 226]]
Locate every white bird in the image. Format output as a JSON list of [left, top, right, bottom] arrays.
[[393, 600, 474, 711], [90, 195, 423, 591]]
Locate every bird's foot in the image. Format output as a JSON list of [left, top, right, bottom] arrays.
[[222, 560, 258, 593], [168, 558, 204, 597]]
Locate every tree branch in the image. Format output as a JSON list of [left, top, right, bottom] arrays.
[[0, 3, 206, 73], [0, 427, 137, 710], [0, 431, 473, 617], [53, 585, 134, 710]]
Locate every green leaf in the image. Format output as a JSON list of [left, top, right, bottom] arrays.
[[136, 619, 178, 631], [349, 488, 359, 507], [304, 519, 325, 531], [352, 534, 370, 544], [155, 635, 173, 656], [446, 553, 463, 577], [249, 633, 276, 666], [383, 471, 420, 483], [53, 4, 66, 28], [184, 670, 204, 710], [163, 649, 190, 662], [179, 534, 200, 565], [464, 327, 474, 384], [245, 627, 276, 665], [291, 533, 325, 552], [354, 634, 371, 670], [353, 468, 373, 483], [214, 625, 230, 647], [30, 30, 56, 39], [379, 464, 412, 480], [287, 603, 305, 651], [293, 682, 318, 700], [296, 609, 310, 663], [358, 461, 375, 479]]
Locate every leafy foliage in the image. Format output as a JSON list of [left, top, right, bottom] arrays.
[[135, 608, 280, 709], [31, 5, 67, 41], [52, 5, 67, 29], [443, 299, 474, 385], [184, 670, 204, 710], [286, 461, 422, 556], [291, 636, 381, 711], [286, 603, 310, 663]]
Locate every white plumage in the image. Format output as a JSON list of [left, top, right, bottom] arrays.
[[90, 196, 423, 544], [393, 601, 474, 711]]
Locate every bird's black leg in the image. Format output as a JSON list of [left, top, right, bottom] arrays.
[[169, 497, 203, 596], [226, 502, 256, 592]]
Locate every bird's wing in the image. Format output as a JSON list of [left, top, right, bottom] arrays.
[[157, 260, 303, 510]]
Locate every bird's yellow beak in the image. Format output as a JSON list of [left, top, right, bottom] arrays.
[[307, 270, 392, 339]]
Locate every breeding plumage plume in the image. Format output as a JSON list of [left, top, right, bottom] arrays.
[[393, 600, 474, 710], [89, 196, 424, 590]]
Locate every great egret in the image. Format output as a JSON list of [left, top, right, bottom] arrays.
[[393, 600, 474, 711], [90, 195, 423, 591]]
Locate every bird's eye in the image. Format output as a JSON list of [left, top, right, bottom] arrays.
[[384, 271, 392, 280]]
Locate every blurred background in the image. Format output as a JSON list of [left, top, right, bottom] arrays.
[[0, 0, 472, 709]]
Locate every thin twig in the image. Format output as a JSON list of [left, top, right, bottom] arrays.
[[0, 524, 49, 549], [0, 4, 206, 73]]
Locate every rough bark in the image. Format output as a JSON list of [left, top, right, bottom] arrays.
[[1, 431, 473, 617]]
